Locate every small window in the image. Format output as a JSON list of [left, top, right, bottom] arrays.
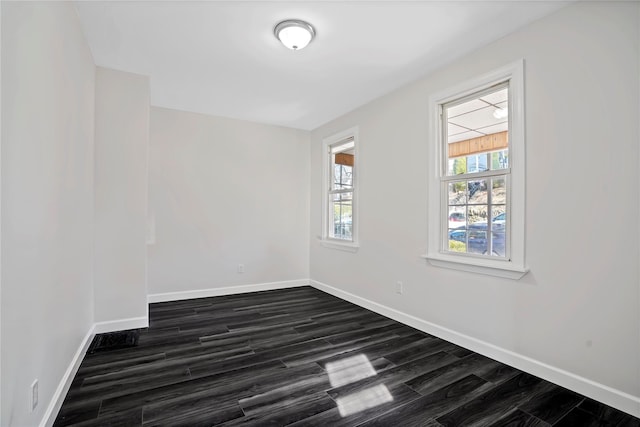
[[321, 128, 359, 250], [329, 139, 354, 240], [426, 60, 527, 279]]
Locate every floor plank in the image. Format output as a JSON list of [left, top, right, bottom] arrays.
[[53, 286, 640, 426]]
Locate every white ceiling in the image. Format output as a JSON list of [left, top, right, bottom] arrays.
[[75, 1, 569, 131]]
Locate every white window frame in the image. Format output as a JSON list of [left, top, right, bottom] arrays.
[[321, 127, 359, 252], [425, 60, 528, 279]]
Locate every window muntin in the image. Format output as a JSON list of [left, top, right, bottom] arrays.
[[328, 138, 355, 241], [442, 83, 510, 259]]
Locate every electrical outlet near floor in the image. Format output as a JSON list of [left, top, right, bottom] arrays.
[[31, 379, 38, 412], [396, 281, 403, 295], [237, 264, 245, 273]]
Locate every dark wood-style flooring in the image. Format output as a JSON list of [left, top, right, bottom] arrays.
[[54, 286, 640, 426]]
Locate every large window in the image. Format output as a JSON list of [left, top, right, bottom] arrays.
[[322, 127, 358, 250], [444, 83, 509, 258], [426, 61, 527, 279]]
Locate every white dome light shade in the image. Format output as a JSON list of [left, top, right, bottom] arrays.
[[274, 20, 315, 50], [278, 26, 312, 50]]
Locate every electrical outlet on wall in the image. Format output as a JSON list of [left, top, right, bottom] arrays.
[[31, 379, 38, 412], [396, 281, 403, 295], [237, 264, 245, 273]]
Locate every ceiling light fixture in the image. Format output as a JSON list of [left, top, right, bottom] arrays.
[[274, 19, 316, 50], [493, 107, 508, 119]]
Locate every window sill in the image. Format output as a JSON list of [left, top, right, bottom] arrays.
[[319, 238, 359, 252], [422, 253, 528, 280]]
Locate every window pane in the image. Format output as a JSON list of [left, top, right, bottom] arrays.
[[467, 180, 487, 205], [448, 206, 466, 229], [491, 229, 506, 257], [445, 85, 509, 177], [492, 206, 506, 226], [330, 192, 352, 240], [467, 226, 488, 255], [466, 154, 488, 173], [448, 157, 467, 175], [468, 204, 488, 225], [448, 228, 467, 253], [448, 182, 466, 205], [491, 149, 509, 171], [332, 164, 353, 190], [491, 177, 506, 204]]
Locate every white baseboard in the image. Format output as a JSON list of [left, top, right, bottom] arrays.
[[41, 279, 639, 425], [147, 279, 309, 303], [93, 316, 149, 334], [39, 281, 308, 426], [309, 279, 640, 418], [40, 315, 150, 426], [40, 325, 96, 427]]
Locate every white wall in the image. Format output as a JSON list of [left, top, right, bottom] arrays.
[[1, 1, 637, 424], [1, 2, 96, 425], [148, 107, 309, 297], [310, 0, 640, 413], [94, 67, 149, 324], [1, 3, 4, 424]]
